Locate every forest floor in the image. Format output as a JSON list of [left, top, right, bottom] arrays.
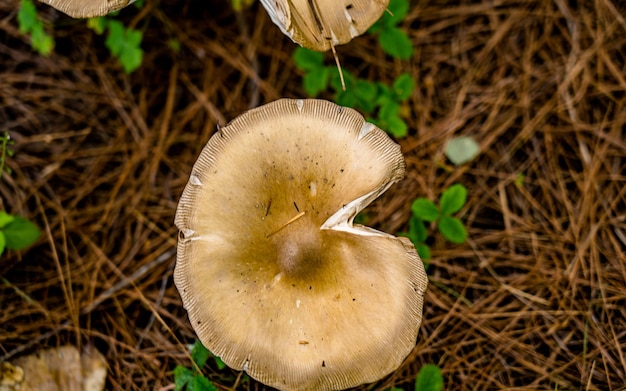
[[1, 0, 625, 390]]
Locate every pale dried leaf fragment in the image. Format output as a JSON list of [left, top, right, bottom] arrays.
[[0, 346, 107, 391]]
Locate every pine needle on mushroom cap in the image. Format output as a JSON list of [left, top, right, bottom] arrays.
[[174, 99, 428, 391]]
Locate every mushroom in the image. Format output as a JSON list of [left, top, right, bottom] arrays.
[[175, 98, 427, 390], [38, 0, 135, 18], [259, 0, 390, 51]]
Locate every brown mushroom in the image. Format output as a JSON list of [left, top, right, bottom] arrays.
[[38, 0, 134, 18], [259, 0, 390, 51], [175, 98, 427, 390]]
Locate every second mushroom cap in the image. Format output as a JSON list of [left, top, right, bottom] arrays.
[[260, 0, 390, 51]]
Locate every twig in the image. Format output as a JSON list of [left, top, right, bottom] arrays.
[[80, 249, 175, 315]]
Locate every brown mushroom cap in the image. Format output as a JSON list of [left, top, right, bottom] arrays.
[[38, 0, 133, 18], [260, 0, 390, 51], [175, 99, 427, 390]]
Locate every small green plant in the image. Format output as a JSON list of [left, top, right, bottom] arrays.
[[335, 71, 414, 138], [17, 0, 143, 72], [368, 0, 413, 59], [403, 213, 432, 262], [405, 184, 468, 263], [415, 364, 444, 391], [88, 17, 143, 73], [173, 341, 224, 391], [18, 0, 54, 56], [386, 364, 443, 391], [293, 48, 414, 137], [0, 211, 41, 256]]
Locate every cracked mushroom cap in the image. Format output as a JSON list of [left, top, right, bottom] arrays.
[[260, 0, 390, 51], [38, 0, 134, 18], [175, 99, 427, 391]]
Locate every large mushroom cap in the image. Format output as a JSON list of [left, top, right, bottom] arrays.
[[175, 99, 427, 391], [38, 0, 134, 18], [259, 0, 390, 51]]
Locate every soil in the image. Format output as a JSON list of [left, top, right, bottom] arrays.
[[1, 0, 625, 390]]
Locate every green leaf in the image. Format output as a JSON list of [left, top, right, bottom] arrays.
[[353, 80, 378, 103], [409, 215, 427, 243], [377, 82, 393, 97], [18, 0, 54, 56], [0, 212, 15, 228], [369, 0, 410, 31], [18, 0, 38, 34], [0, 231, 5, 256], [379, 101, 400, 121], [120, 31, 143, 72], [105, 20, 125, 56], [3, 216, 40, 250], [191, 341, 211, 369], [378, 27, 413, 59], [31, 27, 54, 56], [411, 199, 440, 222], [293, 47, 324, 71], [335, 90, 358, 108], [87, 17, 107, 35], [445, 136, 480, 166], [415, 364, 443, 391], [384, 115, 408, 138], [415, 242, 431, 263], [353, 81, 378, 113], [188, 375, 218, 391], [406, 216, 432, 264], [173, 365, 194, 391], [440, 184, 467, 215], [303, 66, 330, 97], [368, 18, 385, 34], [213, 355, 226, 370], [385, 0, 410, 26], [392, 73, 414, 101], [105, 20, 143, 73], [438, 216, 467, 244]]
